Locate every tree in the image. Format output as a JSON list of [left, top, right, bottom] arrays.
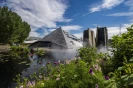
[[0, 6, 31, 45], [111, 24, 133, 69]]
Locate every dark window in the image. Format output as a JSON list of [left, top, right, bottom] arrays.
[[29, 41, 51, 48], [38, 42, 51, 47]]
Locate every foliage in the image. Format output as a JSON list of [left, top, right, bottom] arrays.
[[16, 60, 105, 88], [36, 49, 46, 56], [102, 24, 133, 87], [9, 46, 46, 59], [0, 46, 31, 87], [78, 47, 98, 64], [111, 24, 133, 69], [105, 58, 133, 88], [9, 46, 29, 59], [99, 53, 114, 75], [0, 6, 31, 44]]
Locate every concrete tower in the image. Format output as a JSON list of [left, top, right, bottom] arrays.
[[91, 30, 96, 47], [83, 28, 95, 47], [96, 27, 108, 49]]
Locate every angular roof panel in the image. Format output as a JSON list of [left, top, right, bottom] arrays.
[[40, 28, 69, 48], [33, 27, 82, 49]]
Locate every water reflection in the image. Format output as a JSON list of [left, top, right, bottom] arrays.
[[0, 52, 31, 88], [21, 54, 52, 77]]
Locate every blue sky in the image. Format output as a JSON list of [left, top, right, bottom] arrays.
[[0, 0, 133, 38]]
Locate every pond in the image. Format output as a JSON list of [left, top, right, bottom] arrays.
[[0, 52, 30, 88], [0, 52, 53, 88], [0, 48, 79, 88]]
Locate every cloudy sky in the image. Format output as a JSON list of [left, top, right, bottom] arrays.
[[0, 0, 133, 39]]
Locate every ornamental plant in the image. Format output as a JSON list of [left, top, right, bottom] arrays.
[[78, 47, 98, 64], [16, 59, 106, 88], [111, 24, 133, 69], [104, 58, 133, 88]]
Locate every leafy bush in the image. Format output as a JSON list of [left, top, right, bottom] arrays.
[[9, 46, 29, 59], [78, 47, 98, 64], [16, 60, 106, 88], [111, 24, 133, 69], [104, 24, 133, 88], [36, 49, 45, 56], [99, 53, 114, 75], [104, 58, 133, 88], [0, 6, 31, 44]]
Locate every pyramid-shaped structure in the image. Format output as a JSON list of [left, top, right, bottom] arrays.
[[29, 27, 82, 49], [39, 27, 73, 49]]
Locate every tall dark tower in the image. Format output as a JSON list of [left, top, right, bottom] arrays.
[[83, 28, 95, 47], [83, 30, 89, 47], [96, 27, 108, 49]]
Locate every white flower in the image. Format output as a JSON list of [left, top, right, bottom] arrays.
[[56, 77, 60, 81], [39, 75, 42, 78], [19, 85, 23, 88]]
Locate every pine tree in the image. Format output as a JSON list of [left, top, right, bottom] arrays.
[[0, 6, 31, 45]]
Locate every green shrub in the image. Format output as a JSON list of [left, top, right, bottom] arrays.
[[111, 24, 133, 69], [78, 47, 98, 64], [99, 53, 114, 75], [17, 60, 105, 88]]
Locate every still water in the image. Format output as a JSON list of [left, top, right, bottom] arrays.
[[0, 53, 53, 88], [0, 49, 78, 88]]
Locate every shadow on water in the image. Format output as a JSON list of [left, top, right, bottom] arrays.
[[0, 52, 31, 88], [0, 51, 54, 88]]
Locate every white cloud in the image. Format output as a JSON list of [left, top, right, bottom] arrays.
[[1, 0, 72, 37], [107, 12, 133, 16], [49, 29, 56, 32], [46, 25, 83, 38], [30, 28, 49, 38], [29, 31, 40, 37], [107, 25, 128, 38], [125, 0, 133, 11], [40, 25, 82, 38], [90, 6, 101, 13], [61, 25, 82, 32], [43, 29, 49, 36], [72, 13, 80, 17], [106, 12, 133, 22], [106, 0, 133, 24], [73, 32, 83, 38], [89, 0, 125, 13]]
